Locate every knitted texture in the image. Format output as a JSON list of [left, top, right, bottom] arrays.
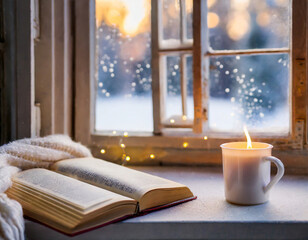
[[0, 135, 92, 240]]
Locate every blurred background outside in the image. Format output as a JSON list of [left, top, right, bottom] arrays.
[[95, 0, 290, 134]]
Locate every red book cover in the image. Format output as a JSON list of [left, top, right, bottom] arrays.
[[25, 196, 197, 236]]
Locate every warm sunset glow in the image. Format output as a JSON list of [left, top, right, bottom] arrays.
[[274, 0, 288, 6], [96, 0, 150, 37], [256, 11, 271, 27], [168, 0, 180, 18], [185, 0, 193, 14], [207, 0, 217, 9], [231, 0, 250, 11], [208, 12, 220, 28], [227, 0, 250, 40], [243, 126, 252, 149], [227, 11, 250, 40]]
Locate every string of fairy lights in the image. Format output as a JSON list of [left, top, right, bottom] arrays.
[[100, 132, 209, 164]]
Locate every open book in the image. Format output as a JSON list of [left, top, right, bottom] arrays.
[[6, 158, 195, 235]]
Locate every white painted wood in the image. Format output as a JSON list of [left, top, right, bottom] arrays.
[[179, 1, 188, 118], [35, 0, 73, 137], [180, 54, 187, 116], [32, 0, 40, 40], [16, 0, 36, 139], [74, 0, 95, 145], [206, 48, 290, 56], [54, 0, 66, 134], [160, 40, 193, 50], [63, 0, 73, 136], [151, 0, 164, 134], [153, 0, 193, 132], [179, 0, 186, 44], [35, 0, 55, 136], [53, 0, 73, 135]]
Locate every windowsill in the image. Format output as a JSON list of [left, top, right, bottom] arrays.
[[25, 167, 308, 240]]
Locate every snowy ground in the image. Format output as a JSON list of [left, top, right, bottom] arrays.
[[95, 96, 289, 134]]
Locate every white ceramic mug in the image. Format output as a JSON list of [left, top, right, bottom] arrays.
[[220, 142, 284, 205]]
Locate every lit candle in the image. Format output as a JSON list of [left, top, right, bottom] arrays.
[[220, 127, 284, 205]]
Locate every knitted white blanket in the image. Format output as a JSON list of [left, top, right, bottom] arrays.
[[0, 135, 92, 240]]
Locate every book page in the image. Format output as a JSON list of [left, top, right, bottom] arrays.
[[51, 158, 187, 201], [12, 168, 134, 211]]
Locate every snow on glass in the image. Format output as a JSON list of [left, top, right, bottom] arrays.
[[162, 0, 193, 41], [165, 55, 193, 121], [207, 0, 290, 134], [209, 54, 289, 134]]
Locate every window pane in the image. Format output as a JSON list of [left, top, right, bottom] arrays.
[[164, 54, 193, 125], [208, 0, 290, 50], [165, 55, 181, 121], [95, 0, 152, 132], [185, 0, 193, 40], [208, 54, 290, 134], [185, 55, 194, 120], [162, 0, 181, 41]]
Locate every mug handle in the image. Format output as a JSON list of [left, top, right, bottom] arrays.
[[263, 156, 284, 193]]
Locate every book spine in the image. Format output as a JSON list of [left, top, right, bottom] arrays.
[[135, 203, 140, 214]]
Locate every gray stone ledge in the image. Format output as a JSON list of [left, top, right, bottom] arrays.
[[25, 167, 308, 240]]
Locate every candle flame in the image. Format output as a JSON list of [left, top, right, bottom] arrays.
[[243, 126, 252, 149]]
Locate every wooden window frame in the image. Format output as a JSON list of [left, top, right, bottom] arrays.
[[35, 0, 74, 137], [74, 0, 308, 174], [152, 0, 193, 132], [4, 0, 76, 141], [1, 0, 37, 143]]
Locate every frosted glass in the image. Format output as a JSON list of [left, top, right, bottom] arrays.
[[208, 53, 290, 134]]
